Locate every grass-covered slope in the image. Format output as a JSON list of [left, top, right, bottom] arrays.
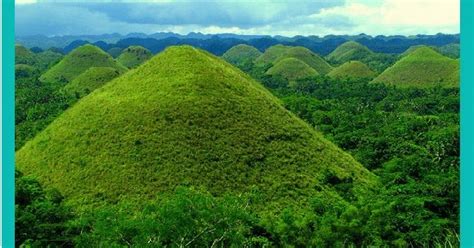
[[15, 44, 38, 66], [266, 58, 319, 81], [436, 43, 460, 59], [274, 46, 333, 75], [17, 46, 375, 211], [117, 46, 153, 69], [40, 44, 127, 85], [222, 44, 262, 65], [326, 41, 373, 64], [63, 67, 122, 98], [373, 46, 459, 87], [328, 61, 376, 79], [255, 44, 291, 64]]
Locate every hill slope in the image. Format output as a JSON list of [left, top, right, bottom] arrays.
[[222, 44, 262, 65], [326, 41, 373, 64], [328, 61, 376, 79], [117, 46, 153, 68], [274, 46, 333, 75], [17, 46, 375, 211], [255, 44, 292, 64], [63, 67, 123, 98], [266, 58, 319, 81], [40, 44, 127, 85], [372, 46, 459, 87]]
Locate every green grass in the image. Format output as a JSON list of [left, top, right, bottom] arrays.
[[62, 67, 123, 98], [40, 44, 127, 86], [15, 44, 63, 72], [222, 44, 262, 65], [15, 44, 38, 65], [17, 45, 376, 213], [326, 41, 373, 64], [266, 57, 319, 81], [117, 46, 152, 69], [327, 61, 376, 79], [372, 46, 459, 88], [273, 46, 333, 75], [255, 44, 292, 64]]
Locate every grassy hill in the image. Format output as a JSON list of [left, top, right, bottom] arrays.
[[117, 46, 153, 69], [255, 44, 292, 64], [436, 43, 460, 59], [222, 44, 262, 65], [266, 57, 319, 81], [372, 46, 459, 87], [17, 46, 376, 212], [328, 61, 376, 79], [15, 44, 38, 66], [326, 41, 373, 64], [16, 44, 63, 72], [63, 67, 122, 98], [107, 47, 124, 58], [40, 44, 127, 86], [274, 46, 333, 75]]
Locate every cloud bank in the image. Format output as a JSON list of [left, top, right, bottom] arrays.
[[15, 0, 459, 37]]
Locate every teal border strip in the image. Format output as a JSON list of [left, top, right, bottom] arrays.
[[461, 0, 473, 247], [2, 0, 15, 247]]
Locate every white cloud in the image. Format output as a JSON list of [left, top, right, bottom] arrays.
[[15, 0, 37, 4]]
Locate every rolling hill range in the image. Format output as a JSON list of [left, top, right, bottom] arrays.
[[222, 44, 262, 66], [372, 46, 459, 87], [326, 41, 373, 64], [39, 44, 127, 86], [16, 46, 376, 212], [255, 44, 291, 64], [273, 46, 333, 75], [266, 57, 319, 81], [328, 61, 376, 79], [117, 45, 152, 68], [63, 67, 122, 98]]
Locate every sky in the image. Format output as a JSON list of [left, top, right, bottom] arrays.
[[15, 0, 460, 37]]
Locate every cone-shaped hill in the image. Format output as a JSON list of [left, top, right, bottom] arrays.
[[372, 46, 459, 87], [63, 67, 123, 98], [16, 46, 376, 211], [15, 44, 38, 66], [40, 44, 127, 85], [273, 46, 333, 75], [255, 44, 292, 64], [266, 58, 319, 81], [328, 61, 376, 79], [222, 44, 262, 65], [326, 41, 373, 64], [117, 46, 153, 69]]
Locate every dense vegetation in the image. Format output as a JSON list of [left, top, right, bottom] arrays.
[[15, 41, 459, 247], [117, 45, 152, 68]]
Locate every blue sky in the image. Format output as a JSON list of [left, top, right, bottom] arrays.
[[15, 0, 460, 37]]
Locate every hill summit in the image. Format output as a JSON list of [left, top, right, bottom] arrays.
[[222, 44, 262, 66], [17, 46, 375, 211], [328, 61, 376, 79], [40, 44, 127, 85], [372, 46, 459, 87], [117, 46, 153, 68], [266, 57, 319, 81], [273, 46, 333, 75], [326, 41, 373, 64]]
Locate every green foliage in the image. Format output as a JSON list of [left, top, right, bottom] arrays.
[[255, 44, 291, 64], [40, 44, 127, 86], [107, 47, 124, 58], [16, 171, 73, 247], [15, 44, 63, 72], [266, 58, 319, 81], [74, 187, 267, 247], [373, 46, 459, 87], [222, 44, 262, 67], [326, 41, 373, 64], [117, 45, 153, 69], [436, 43, 460, 59], [327, 61, 376, 79], [63, 67, 122, 98], [273, 46, 333, 75], [16, 46, 375, 213]]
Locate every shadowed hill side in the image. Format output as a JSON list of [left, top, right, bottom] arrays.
[[63, 67, 123, 98], [372, 46, 459, 88], [17, 46, 376, 212], [117, 45, 153, 68], [40, 44, 127, 86]]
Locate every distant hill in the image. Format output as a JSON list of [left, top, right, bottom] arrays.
[[435, 43, 460, 59], [266, 58, 319, 81], [16, 46, 376, 211], [255, 44, 292, 64], [326, 41, 373, 64], [15, 44, 38, 65], [63, 67, 122, 98], [40, 44, 127, 86], [107, 47, 124, 58], [222, 44, 262, 66], [117, 46, 153, 68], [15, 44, 63, 72], [372, 46, 459, 87], [273, 46, 333, 75], [328, 61, 376, 79]]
